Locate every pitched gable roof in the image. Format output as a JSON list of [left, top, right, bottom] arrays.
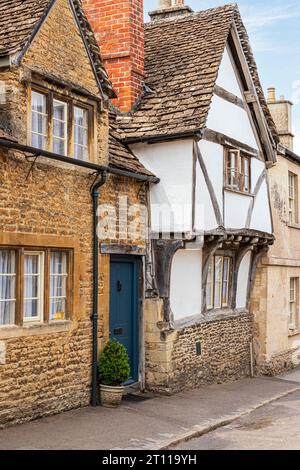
[[118, 4, 278, 147], [0, 0, 115, 99]]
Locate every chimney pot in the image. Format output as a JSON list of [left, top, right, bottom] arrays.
[[267, 87, 294, 151], [151, 0, 192, 20], [159, 0, 172, 8], [267, 87, 276, 104]]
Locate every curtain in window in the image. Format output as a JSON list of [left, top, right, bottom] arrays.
[[0, 250, 16, 325], [50, 252, 67, 320], [24, 254, 40, 319], [31, 91, 47, 150], [74, 107, 88, 161], [53, 100, 67, 155]]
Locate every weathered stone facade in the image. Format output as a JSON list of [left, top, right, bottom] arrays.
[[0, 0, 148, 427], [252, 89, 300, 377], [145, 299, 253, 394]]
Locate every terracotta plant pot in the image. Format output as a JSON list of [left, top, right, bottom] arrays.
[[99, 384, 124, 408]]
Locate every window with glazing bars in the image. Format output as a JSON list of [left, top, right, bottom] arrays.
[[0, 248, 71, 326], [206, 255, 231, 310]]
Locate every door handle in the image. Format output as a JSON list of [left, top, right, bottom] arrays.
[[117, 280, 122, 292]]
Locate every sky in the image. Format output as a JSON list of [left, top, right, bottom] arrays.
[[144, 0, 300, 153]]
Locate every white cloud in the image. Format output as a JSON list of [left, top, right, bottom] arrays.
[[243, 8, 300, 31], [237, 2, 300, 53]]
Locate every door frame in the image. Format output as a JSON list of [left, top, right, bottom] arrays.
[[109, 254, 144, 386]]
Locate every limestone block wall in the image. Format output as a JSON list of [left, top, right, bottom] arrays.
[[145, 298, 253, 394], [0, 0, 149, 427]]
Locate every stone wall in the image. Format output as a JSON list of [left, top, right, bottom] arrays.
[[0, 0, 148, 427], [251, 153, 300, 377], [145, 299, 253, 394]]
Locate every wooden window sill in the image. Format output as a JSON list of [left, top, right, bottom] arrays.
[[0, 320, 72, 339], [224, 187, 254, 198]]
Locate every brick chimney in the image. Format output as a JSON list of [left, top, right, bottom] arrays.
[[149, 0, 193, 21], [267, 87, 294, 151], [83, 0, 144, 111]]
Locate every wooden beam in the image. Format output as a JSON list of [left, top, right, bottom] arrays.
[[194, 141, 223, 227], [244, 91, 256, 104], [245, 170, 267, 228], [202, 128, 261, 158], [214, 85, 245, 109]]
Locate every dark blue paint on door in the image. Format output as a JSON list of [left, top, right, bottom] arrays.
[[109, 256, 140, 384]]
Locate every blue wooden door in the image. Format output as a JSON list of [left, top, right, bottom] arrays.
[[109, 256, 140, 384]]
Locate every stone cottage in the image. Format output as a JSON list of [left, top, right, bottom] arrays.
[[0, 0, 156, 427], [83, 0, 279, 394], [252, 88, 300, 374]]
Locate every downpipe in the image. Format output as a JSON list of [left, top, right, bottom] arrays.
[[91, 171, 108, 407]]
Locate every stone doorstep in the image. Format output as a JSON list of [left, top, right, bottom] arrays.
[[158, 386, 300, 450]]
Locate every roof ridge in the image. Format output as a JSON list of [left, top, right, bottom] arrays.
[[145, 3, 238, 27]]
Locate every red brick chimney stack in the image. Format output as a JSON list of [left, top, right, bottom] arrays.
[[83, 0, 145, 111]]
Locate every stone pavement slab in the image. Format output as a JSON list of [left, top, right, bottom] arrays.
[[0, 368, 300, 450]]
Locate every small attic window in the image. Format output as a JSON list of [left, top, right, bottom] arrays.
[[30, 88, 94, 161], [225, 148, 251, 194]]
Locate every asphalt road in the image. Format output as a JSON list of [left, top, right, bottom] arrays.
[[175, 389, 300, 450]]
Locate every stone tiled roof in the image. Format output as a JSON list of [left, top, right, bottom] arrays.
[[0, 0, 115, 98], [118, 4, 279, 145], [109, 110, 154, 177]]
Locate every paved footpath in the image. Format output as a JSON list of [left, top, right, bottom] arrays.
[[1, 368, 300, 450]]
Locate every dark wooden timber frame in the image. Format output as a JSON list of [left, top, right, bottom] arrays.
[[245, 169, 267, 228], [203, 128, 261, 159], [193, 141, 223, 227], [202, 230, 273, 314], [152, 239, 184, 323], [228, 25, 276, 164], [214, 84, 245, 109]]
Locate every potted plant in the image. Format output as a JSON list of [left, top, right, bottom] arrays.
[[98, 340, 131, 408]]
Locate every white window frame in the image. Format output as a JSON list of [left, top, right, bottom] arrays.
[[31, 90, 48, 150], [289, 277, 299, 330], [73, 106, 89, 161], [206, 255, 231, 310], [0, 250, 17, 326], [23, 251, 44, 323], [49, 251, 68, 321], [288, 172, 298, 224], [226, 149, 240, 190], [206, 258, 214, 310], [225, 148, 252, 194], [52, 99, 68, 156]]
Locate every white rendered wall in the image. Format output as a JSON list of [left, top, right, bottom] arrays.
[[216, 48, 243, 99], [250, 180, 272, 233], [198, 140, 223, 220], [236, 251, 252, 309], [224, 191, 251, 229], [131, 140, 194, 233], [206, 95, 259, 150], [194, 141, 221, 231], [170, 248, 202, 321], [251, 158, 265, 190]]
